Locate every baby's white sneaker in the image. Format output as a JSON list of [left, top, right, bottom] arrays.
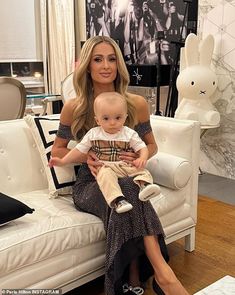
[[115, 197, 133, 213], [139, 183, 161, 201]]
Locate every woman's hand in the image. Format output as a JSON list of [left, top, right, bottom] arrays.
[[119, 151, 139, 165], [87, 150, 103, 177]]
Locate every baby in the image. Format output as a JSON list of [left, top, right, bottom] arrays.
[[49, 92, 161, 213]]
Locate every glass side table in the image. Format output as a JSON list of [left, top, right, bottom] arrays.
[[25, 94, 62, 116]]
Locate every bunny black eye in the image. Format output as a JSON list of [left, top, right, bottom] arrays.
[[213, 81, 215, 85], [191, 81, 194, 85]]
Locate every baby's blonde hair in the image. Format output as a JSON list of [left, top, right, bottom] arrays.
[[94, 92, 127, 116]]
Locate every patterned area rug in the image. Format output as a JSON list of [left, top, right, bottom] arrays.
[[194, 275, 235, 295]]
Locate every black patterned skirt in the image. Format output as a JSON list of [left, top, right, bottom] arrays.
[[73, 164, 168, 295]]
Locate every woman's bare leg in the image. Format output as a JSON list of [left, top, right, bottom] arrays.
[[144, 235, 189, 295], [129, 259, 140, 287]]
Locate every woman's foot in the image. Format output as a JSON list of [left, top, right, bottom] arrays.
[[123, 283, 144, 295], [153, 275, 190, 295], [152, 278, 165, 295]]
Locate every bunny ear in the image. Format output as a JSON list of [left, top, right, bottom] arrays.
[[199, 34, 214, 66], [184, 33, 199, 67]]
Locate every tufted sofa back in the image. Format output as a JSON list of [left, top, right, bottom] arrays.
[[0, 119, 48, 195]]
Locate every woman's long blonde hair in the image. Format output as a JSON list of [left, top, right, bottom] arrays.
[[71, 36, 137, 140]]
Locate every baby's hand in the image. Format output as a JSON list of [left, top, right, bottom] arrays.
[[133, 158, 147, 169], [87, 150, 103, 178], [48, 157, 64, 168]]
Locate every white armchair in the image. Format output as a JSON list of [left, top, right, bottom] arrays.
[[61, 72, 76, 103], [149, 115, 200, 251]]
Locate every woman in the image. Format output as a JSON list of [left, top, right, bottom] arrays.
[[51, 35, 189, 295]]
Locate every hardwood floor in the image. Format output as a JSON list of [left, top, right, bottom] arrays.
[[167, 196, 235, 294], [66, 196, 235, 295]]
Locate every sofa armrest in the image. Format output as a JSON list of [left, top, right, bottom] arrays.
[[146, 152, 192, 190]]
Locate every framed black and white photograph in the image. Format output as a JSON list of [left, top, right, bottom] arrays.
[[86, 0, 192, 65]]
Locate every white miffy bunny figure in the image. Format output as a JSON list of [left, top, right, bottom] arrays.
[[174, 33, 220, 126]]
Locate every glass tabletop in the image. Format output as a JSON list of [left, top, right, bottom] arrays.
[[25, 94, 62, 116], [26, 93, 61, 99]]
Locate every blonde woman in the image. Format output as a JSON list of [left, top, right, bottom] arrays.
[[51, 35, 189, 295]]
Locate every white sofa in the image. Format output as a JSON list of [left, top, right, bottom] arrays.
[[0, 115, 200, 293]]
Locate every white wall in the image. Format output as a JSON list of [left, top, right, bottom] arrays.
[[0, 0, 42, 62]]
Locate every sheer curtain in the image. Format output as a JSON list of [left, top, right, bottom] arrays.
[[40, 0, 76, 94]]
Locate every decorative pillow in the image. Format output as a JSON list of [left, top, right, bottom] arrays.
[[0, 192, 34, 225], [24, 115, 80, 198], [146, 152, 192, 190]]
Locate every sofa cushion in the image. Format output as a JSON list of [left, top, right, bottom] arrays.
[[0, 191, 105, 277], [24, 115, 79, 198], [0, 192, 34, 225]]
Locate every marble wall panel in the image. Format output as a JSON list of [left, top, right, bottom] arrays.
[[198, 0, 235, 179]]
